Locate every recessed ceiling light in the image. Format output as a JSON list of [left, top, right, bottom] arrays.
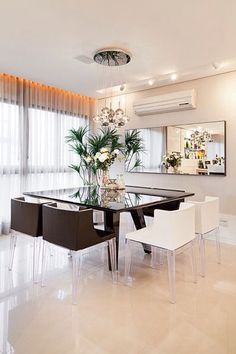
[[171, 73, 178, 81], [212, 62, 219, 70], [96, 89, 105, 94], [120, 84, 126, 92], [148, 79, 155, 86], [212, 62, 223, 70]]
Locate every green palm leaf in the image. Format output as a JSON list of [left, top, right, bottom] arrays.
[[66, 126, 88, 144], [125, 129, 145, 171]]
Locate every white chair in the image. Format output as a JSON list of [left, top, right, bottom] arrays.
[[190, 196, 220, 277], [124, 203, 197, 304]]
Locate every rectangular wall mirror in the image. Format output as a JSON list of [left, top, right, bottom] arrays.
[[125, 120, 226, 176]]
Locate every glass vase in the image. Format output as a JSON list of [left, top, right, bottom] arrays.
[[82, 167, 95, 186], [172, 166, 179, 173], [97, 169, 110, 188]]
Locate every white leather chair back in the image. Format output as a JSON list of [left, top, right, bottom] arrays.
[[193, 196, 219, 234], [153, 202, 195, 251]]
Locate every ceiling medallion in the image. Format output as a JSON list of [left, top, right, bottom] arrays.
[[93, 48, 131, 128], [93, 49, 131, 66]]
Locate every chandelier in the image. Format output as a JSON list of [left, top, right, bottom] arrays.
[[190, 129, 213, 143], [93, 49, 131, 128]]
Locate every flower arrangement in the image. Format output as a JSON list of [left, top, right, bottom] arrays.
[[94, 147, 122, 186], [66, 126, 123, 185], [215, 155, 224, 165], [66, 126, 145, 186], [163, 152, 182, 170], [94, 147, 121, 171]]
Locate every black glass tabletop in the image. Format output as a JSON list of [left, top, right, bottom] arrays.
[[24, 185, 194, 212]]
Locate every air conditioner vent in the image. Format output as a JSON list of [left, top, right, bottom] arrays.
[[133, 89, 196, 116]]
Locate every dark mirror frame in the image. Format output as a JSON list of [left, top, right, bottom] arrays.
[[125, 120, 226, 176]]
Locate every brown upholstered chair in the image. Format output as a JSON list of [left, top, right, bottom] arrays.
[[41, 203, 117, 304], [9, 197, 46, 282]]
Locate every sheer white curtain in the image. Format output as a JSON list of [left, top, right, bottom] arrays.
[[139, 127, 166, 172], [0, 102, 21, 234], [25, 108, 86, 192], [0, 74, 94, 235]]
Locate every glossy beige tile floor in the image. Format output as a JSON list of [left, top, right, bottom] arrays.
[[0, 213, 236, 354]]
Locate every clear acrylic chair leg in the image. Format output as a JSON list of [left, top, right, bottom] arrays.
[[8, 232, 17, 271], [108, 238, 118, 283], [49, 244, 54, 257], [199, 234, 206, 277], [215, 227, 221, 264], [33, 238, 38, 283], [100, 246, 106, 263], [190, 239, 197, 283], [41, 240, 49, 287], [167, 250, 176, 304], [151, 246, 158, 268], [72, 250, 83, 305], [32, 237, 43, 283], [159, 248, 164, 265], [124, 239, 132, 284]]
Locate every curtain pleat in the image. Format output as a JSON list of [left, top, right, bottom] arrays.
[[0, 73, 96, 117], [0, 73, 93, 235]]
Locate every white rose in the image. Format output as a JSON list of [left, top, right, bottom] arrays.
[[98, 153, 109, 163], [94, 152, 101, 160], [100, 147, 109, 153], [84, 156, 92, 163], [113, 149, 120, 155]]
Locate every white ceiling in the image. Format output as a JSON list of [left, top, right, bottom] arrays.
[[1, 0, 236, 97]]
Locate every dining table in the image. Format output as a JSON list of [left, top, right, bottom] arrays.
[[24, 185, 194, 269]]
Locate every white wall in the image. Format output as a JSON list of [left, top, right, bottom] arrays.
[[110, 71, 236, 215]]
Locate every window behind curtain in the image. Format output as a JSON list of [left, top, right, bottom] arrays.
[[0, 103, 87, 234], [0, 102, 20, 234], [28, 108, 86, 173], [0, 73, 93, 235], [0, 102, 19, 173]]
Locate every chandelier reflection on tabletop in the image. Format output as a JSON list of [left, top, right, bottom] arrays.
[[71, 175, 126, 208], [100, 188, 126, 208], [100, 174, 125, 207]]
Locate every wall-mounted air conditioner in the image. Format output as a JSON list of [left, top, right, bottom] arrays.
[[133, 89, 196, 116]]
